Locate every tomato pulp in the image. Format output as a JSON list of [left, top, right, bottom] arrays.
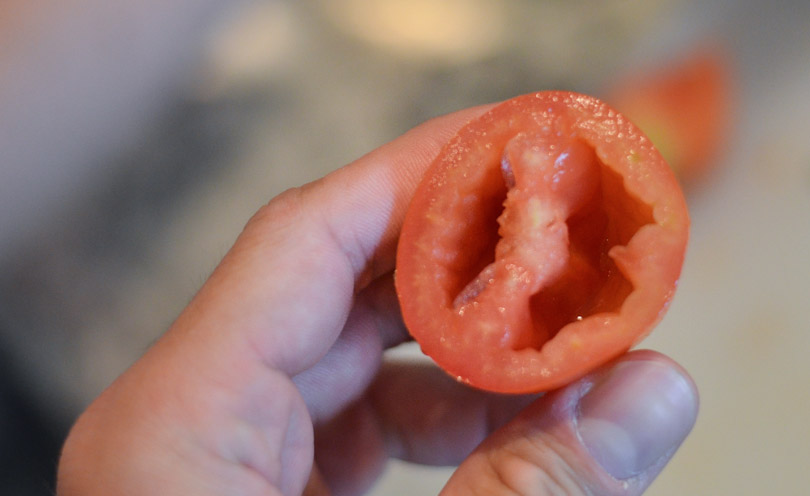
[[395, 92, 689, 394]]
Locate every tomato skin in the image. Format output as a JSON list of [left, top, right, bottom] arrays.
[[395, 91, 689, 394]]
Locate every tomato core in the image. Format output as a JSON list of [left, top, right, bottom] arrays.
[[443, 138, 655, 352]]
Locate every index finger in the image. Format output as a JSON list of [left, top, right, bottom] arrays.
[[165, 104, 494, 377], [301, 103, 497, 283]]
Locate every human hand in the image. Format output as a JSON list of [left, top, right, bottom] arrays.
[[57, 105, 698, 496]]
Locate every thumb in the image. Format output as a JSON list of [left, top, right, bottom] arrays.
[[441, 350, 698, 496]]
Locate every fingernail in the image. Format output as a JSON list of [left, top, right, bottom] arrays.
[[576, 359, 698, 480]]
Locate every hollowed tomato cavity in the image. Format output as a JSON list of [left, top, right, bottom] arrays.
[[527, 162, 654, 349], [443, 163, 509, 300], [446, 138, 654, 352]]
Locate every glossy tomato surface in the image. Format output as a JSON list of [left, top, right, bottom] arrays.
[[395, 91, 689, 394]]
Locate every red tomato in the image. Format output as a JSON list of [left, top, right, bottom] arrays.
[[606, 49, 733, 186], [395, 92, 689, 394]]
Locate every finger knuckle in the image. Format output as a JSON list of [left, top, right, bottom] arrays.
[[484, 438, 593, 496], [248, 187, 307, 233]]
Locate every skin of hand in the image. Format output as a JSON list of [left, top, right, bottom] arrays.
[[56, 105, 699, 496]]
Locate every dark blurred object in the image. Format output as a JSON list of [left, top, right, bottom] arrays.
[[0, 91, 262, 431], [0, 347, 64, 495]]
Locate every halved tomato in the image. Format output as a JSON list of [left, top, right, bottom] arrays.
[[395, 91, 689, 393]]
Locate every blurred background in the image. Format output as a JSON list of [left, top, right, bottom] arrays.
[[1, 0, 808, 494]]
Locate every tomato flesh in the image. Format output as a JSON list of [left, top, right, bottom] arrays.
[[396, 92, 689, 393]]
